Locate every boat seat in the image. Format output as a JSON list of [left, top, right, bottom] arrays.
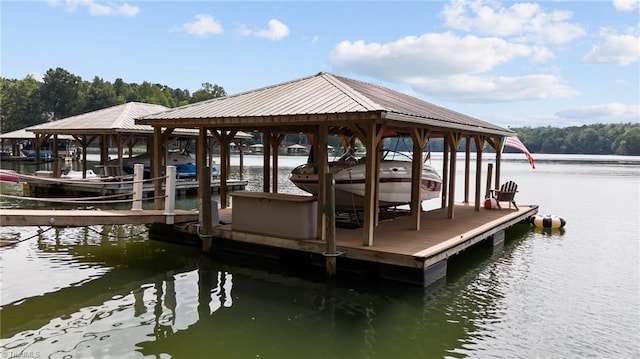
[[490, 180, 519, 210]]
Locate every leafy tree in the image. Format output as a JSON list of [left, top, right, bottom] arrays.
[[0, 75, 48, 132], [191, 82, 226, 103], [615, 127, 640, 155], [82, 76, 117, 112], [40, 67, 82, 120]]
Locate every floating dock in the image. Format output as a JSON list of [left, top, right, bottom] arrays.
[[150, 201, 538, 286], [0, 208, 199, 227], [22, 177, 248, 198]]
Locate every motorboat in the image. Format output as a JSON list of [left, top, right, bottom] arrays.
[[0, 169, 20, 183], [289, 149, 442, 211], [33, 166, 99, 180], [109, 150, 218, 179]]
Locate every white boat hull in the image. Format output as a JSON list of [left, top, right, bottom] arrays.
[[290, 150, 442, 210]]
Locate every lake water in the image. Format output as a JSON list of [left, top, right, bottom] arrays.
[[1, 154, 639, 358]]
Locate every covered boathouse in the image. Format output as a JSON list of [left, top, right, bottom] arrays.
[[136, 72, 537, 286]]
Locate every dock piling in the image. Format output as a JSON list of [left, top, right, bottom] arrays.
[[325, 173, 337, 277], [131, 164, 144, 211], [164, 165, 176, 224]]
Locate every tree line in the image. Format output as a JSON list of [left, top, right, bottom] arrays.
[[1, 67, 226, 133], [1, 67, 638, 155]]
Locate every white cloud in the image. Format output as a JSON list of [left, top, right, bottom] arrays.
[[330, 33, 534, 79], [47, 0, 139, 17], [236, 19, 290, 41], [613, 0, 640, 11], [441, 0, 585, 45], [556, 103, 640, 122], [583, 27, 640, 66], [183, 14, 223, 37], [408, 74, 576, 103], [255, 19, 290, 41], [329, 32, 572, 103]]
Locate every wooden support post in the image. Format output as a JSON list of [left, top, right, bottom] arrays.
[[198, 128, 213, 252], [316, 126, 328, 241], [164, 165, 176, 224], [485, 163, 493, 199], [495, 136, 503, 190], [131, 164, 144, 211], [270, 133, 285, 193], [209, 129, 236, 209], [358, 122, 379, 246], [447, 133, 461, 219], [474, 136, 484, 211], [441, 136, 449, 209], [324, 173, 336, 277], [410, 128, 429, 231], [238, 141, 244, 180], [464, 136, 471, 203], [263, 132, 271, 193], [152, 127, 163, 210], [116, 133, 124, 176], [52, 135, 59, 178]]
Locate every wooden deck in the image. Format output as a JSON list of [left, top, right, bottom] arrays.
[[0, 209, 199, 227], [188, 203, 538, 277], [154, 204, 538, 285]]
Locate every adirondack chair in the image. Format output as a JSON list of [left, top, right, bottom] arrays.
[[490, 180, 519, 210]]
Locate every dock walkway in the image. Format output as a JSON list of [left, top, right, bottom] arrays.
[[0, 209, 199, 227]]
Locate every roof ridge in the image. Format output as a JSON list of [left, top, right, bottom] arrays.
[[319, 73, 384, 111]]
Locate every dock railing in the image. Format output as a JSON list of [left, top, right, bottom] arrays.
[[2, 165, 179, 225]]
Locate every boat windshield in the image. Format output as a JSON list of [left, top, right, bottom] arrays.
[[337, 149, 413, 163], [380, 149, 412, 162]]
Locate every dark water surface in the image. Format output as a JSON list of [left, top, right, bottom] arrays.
[[1, 154, 638, 358]]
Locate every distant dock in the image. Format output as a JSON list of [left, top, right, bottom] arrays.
[[0, 208, 198, 227], [22, 177, 248, 198]]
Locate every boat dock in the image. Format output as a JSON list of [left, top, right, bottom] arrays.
[[0, 208, 198, 227], [151, 198, 538, 286], [21, 176, 248, 198]]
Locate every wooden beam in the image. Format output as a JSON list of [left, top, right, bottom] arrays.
[[494, 136, 503, 189], [152, 127, 163, 210], [209, 129, 237, 209], [262, 131, 271, 193], [316, 124, 328, 241], [198, 127, 213, 252], [269, 133, 285, 193], [410, 128, 430, 230], [441, 135, 449, 209], [446, 132, 461, 219], [464, 136, 471, 203], [474, 135, 486, 211], [358, 122, 383, 246]]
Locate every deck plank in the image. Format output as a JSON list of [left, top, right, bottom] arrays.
[[215, 204, 537, 268]]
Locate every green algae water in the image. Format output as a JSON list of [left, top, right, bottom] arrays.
[[1, 154, 639, 358]]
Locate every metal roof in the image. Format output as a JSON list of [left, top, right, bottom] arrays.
[[28, 102, 170, 135], [138, 72, 514, 137], [0, 128, 74, 140], [24, 102, 254, 139]]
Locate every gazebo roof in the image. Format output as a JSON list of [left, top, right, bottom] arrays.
[[137, 72, 514, 137], [0, 127, 74, 140], [28, 102, 170, 135], [25, 102, 254, 139]]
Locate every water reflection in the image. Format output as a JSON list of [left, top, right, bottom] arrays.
[[0, 216, 540, 358]]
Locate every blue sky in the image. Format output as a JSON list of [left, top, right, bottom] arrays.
[[1, 0, 639, 128]]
